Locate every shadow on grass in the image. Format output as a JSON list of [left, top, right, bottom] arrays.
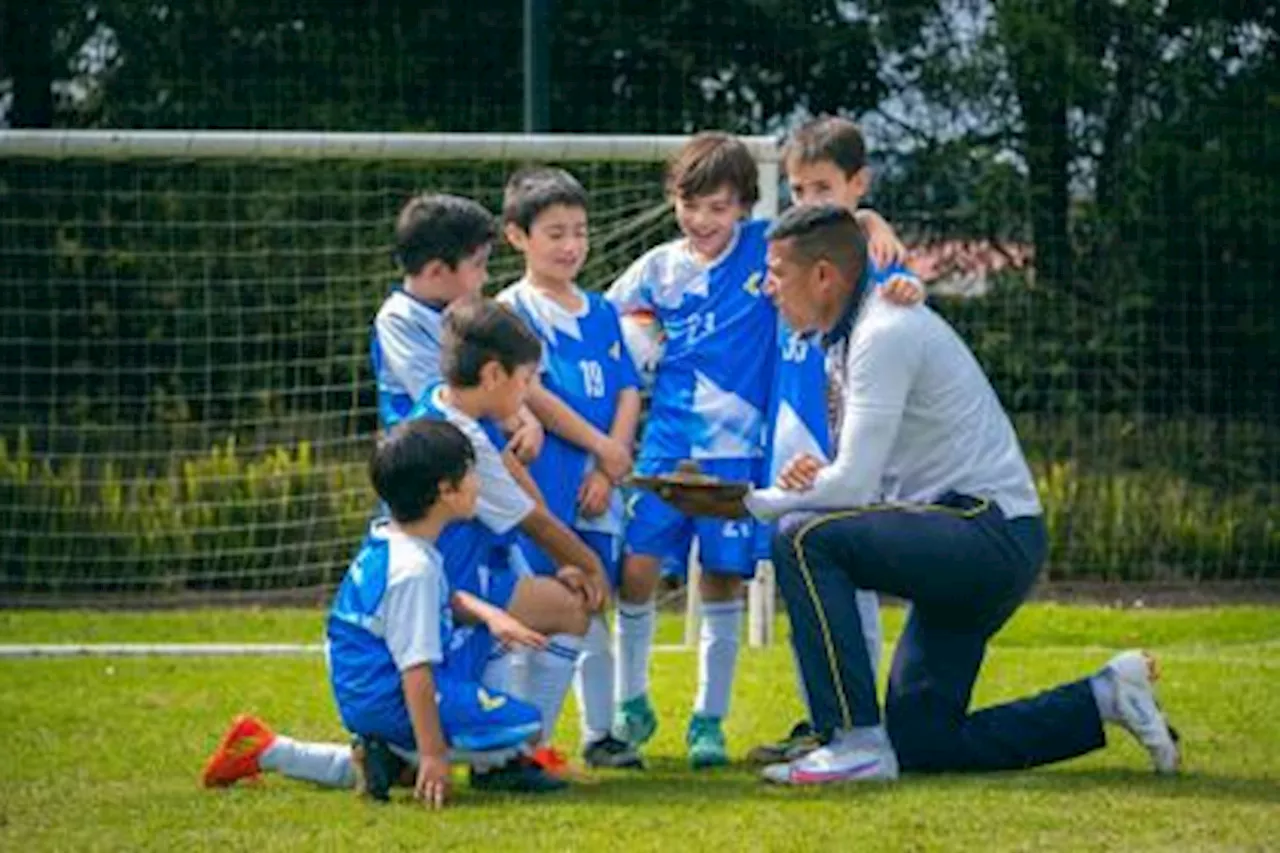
[[508, 760, 1280, 809]]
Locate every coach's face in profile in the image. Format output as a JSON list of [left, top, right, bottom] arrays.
[[765, 237, 841, 335]]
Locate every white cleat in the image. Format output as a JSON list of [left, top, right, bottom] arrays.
[[1105, 650, 1181, 774], [761, 742, 899, 786]]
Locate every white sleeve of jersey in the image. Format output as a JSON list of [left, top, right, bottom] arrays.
[[375, 309, 440, 402], [463, 419, 537, 534], [380, 568, 443, 671], [746, 307, 923, 520], [605, 254, 656, 314]]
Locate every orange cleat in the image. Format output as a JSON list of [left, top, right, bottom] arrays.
[[201, 714, 277, 788], [531, 745, 592, 782]]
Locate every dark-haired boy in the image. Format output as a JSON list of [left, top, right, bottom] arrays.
[[202, 419, 563, 803]]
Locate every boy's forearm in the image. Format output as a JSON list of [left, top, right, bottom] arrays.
[[402, 665, 448, 759], [527, 384, 608, 455], [608, 389, 642, 449], [502, 449, 548, 507], [520, 506, 605, 581], [450, 589, 501, 626]]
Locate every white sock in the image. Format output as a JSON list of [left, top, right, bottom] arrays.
[[574, 615, 615, 744], [856, 589, 882, 682], [1090, 670, 1123, 723], [615, 600, 656, 702], [482, 644, 515, 694], [830, 725, 893, 752], [694, 599, 743, 719], [524, 634, 584, 745], [260, 736, 355, 789]]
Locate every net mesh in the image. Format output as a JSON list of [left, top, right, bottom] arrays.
[[0, 154, 673, 603]]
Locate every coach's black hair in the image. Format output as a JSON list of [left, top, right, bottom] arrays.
[[502, 166, 589, 233], [393, 193, 497, 275], [766, 204, 868, 284], [370, 419, 476, 524], [440, 297, 543, 388]]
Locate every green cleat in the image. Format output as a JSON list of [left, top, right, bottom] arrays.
[[687, 714, 729, 770], [614, 694, 659, 747]]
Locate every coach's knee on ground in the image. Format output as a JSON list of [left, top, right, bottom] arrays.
[[885, 690, 965, 772]]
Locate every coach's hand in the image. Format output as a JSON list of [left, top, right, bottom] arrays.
[[415, 752, 451, 810], [778, 453, 823, 492]]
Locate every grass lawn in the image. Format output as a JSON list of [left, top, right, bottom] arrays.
[[1, 604, 1277, 852]]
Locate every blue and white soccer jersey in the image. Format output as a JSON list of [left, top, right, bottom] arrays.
[[498, 280, 640, 587], [326, 522, 541, 754], [370, 287, 447, 431], [607, 220, 777, 576], [405, 384, 536, 607]]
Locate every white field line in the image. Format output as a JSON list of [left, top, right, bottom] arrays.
[[1, 641, 1277, 663]]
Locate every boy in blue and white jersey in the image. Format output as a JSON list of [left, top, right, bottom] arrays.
[[371, 193, 496, 431], [497, 167, 645, 769], [202, 419, 564, 802], [202, 300, 610, 796], [604, 134, 776, 768], [403, 299, 612, 762]]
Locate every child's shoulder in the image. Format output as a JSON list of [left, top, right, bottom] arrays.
[[375, 287, 442, 326], [622, 235, 688, 278]]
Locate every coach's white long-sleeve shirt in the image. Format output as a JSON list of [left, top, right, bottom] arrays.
[[745, 295, 1042, 522]]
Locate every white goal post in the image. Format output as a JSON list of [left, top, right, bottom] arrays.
[[0, 129, 780, 652]]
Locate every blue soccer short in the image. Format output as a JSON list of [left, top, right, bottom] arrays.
[[341, 625, 541, 755], [625, 457, 758, 579], [517, 529, 623, 590]]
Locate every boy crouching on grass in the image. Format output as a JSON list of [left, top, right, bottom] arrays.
[[201, 419, 566, 806]]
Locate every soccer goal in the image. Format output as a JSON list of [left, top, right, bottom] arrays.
[[0, 129, 780, 652]]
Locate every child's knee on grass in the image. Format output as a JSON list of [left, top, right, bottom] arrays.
[[620, 553, 662, 604], [699, 571, 742, 602]]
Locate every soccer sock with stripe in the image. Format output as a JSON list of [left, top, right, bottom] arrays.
[[523, 634, 584, 744], [694, 599, 744, 719], [574, 614, 616, 744], [615, 599, 656, 702]]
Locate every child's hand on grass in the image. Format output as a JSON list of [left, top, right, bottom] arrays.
[[578, 469, 612, 518], [414, 752, 451, 810]]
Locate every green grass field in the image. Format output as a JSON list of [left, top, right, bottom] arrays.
[[2, 604, 1278, 852]]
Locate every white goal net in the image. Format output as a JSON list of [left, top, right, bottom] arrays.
[[0, 130, 780, 647]]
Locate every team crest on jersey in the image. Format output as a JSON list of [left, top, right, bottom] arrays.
[[609, 341, 621, 361], [742, 271, 763, 297]]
